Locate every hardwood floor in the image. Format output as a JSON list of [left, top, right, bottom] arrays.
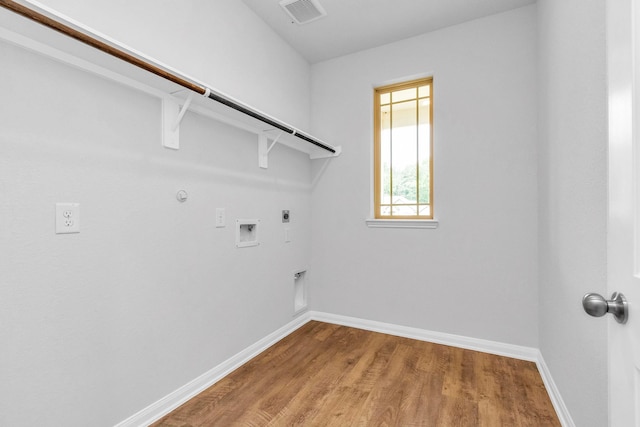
[[151, 321, 560, 426]]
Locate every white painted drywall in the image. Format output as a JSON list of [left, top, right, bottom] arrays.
[[309, 6, 539, 347], [537, 1, 608, 425], [32, 0, 311, 129], [0, 3, 312, 426], [0, 1, 611, 425]]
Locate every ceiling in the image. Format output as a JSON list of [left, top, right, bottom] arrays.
[[241, 0, 535, 64]]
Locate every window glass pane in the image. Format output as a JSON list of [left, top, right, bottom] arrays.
[[418, 85, 431, 98], [418, 99, 431, 204], [418, 162, 430, 204], [419, 99, 431, 125], [381, 104, 391, 131], [418, 205, 431, 216], [391, 100, 418, 207], [380, 205, 392, 216], [392, 164, 417, 205], [380, 92, 391, 105], [392, 205, 418, 216], [391, 100, 418, 127], [380, 104, 391, 204], [392, 87, 416, 103]]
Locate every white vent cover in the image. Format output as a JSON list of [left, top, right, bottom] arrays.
[[279, 0, 327, 25]]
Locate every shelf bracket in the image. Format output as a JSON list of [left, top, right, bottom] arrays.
[[173, 92, 195, 131], [161, 92, 195, 150], [258, 130, 284, 169], [162, 97, 179, 150]]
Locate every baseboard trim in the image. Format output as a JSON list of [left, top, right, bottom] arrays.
[[534, 351, 576, 427], [308, 311, 539, 361], [114, 312, 311, 427], [116, 311, 573, 427]]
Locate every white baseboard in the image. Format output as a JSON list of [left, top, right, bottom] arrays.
[[115, 311, 573, 427], [308, 311, 539, 361], [534, 351, 576, 427], [114, 312, 311, 427]]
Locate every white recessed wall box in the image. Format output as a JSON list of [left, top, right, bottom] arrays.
[[279, 0, 327, 25], [236, 219, 260, 248], [293, 270, 308, 314]]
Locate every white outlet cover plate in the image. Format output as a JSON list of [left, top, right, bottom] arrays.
[[215, 208, 226, 228], [55, 202, 80, 234]]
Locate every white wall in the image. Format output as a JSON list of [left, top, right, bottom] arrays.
[[0, 0, 612, 425], [309, 6, 539, 347], [33, 0, 311, 129], [537, 1, 608, 425], [0, 2, 313, 425]]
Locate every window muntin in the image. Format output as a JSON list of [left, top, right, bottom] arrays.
[[374, 77, 433, 219]]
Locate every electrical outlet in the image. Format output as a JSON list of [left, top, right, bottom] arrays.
[[56, 203, 80, 234]]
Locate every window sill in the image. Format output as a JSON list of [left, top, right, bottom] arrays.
[[365, 219, 439, 229]]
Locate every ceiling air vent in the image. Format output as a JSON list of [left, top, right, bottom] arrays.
[[279, 0, 327, 25]]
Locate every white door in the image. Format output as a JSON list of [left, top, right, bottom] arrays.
[[606, 0, 640, 425]]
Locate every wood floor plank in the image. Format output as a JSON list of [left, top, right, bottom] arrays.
[[476, 352, 519, 426], [395, 341, 447, 425], [151, 321, 560, 427], [267, 329, 385, 426], [305, 333, 398, 426], [351, 342, 417, 425], [435, 395, 480, 426], [241, 326, 369, 426], [195, 323, 355, 426]]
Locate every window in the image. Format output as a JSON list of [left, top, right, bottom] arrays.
[[374, 77, 433, 219]]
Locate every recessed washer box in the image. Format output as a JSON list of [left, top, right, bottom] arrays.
[[294, 270, 308, 314], [236, 219, 260, 248]]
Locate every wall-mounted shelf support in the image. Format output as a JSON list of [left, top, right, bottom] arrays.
[[173, 91, 195, 131], [162, 91, 197, 150], [258, 131, 284, 169], [161, 97, 180, 150]]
